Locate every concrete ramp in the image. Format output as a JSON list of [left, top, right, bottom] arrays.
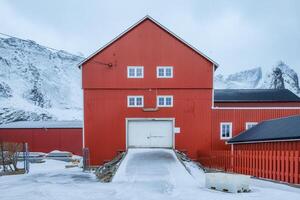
[[113, 149, 196, 190]]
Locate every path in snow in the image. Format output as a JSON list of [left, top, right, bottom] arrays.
[[113, 148, 197, 193]]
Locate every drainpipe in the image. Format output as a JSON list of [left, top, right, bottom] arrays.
[[231, 144, 234, 171]]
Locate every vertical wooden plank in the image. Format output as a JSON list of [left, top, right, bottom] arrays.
[[277, 151, 280, 181], [266, 150, 269, 179], [262, 151, 265, 178], [289, 151, 294, 184], [295, 151, 299, 184], [285, 151, 289, 182], [281, 151, 285, 182], [273, 150, 276, 180]]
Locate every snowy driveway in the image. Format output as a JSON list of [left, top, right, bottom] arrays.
[[113, 149, 197, 193], [0, 149, 300, 200]]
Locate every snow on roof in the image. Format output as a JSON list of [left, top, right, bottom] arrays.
[[0, 120, 83, 129], [214, 89, 300, 102]]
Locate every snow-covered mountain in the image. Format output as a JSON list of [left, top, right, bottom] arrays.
[[0, 36, 83, 124], [215, 62, 300, 97], [0, 36, 299, 125]]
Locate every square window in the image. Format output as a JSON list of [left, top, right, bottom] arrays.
[[220, 123, 232, 140], [157, 96, 173, 107], [128, 66, 143, 78], [157, 66, 173, 78], [128, 96, 143, 107]]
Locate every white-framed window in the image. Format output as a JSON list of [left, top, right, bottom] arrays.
[[127, 96, 144, 107], [157, 66, 173, 78], [127, 66, 144, 78], [220, 122, 232, 140], [245, 122, 258, 130], [157, 95, 173, 107]]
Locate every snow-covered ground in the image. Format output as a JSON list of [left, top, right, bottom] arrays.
[[0, 149, 300, 200]]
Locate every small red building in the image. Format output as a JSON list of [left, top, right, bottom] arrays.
[[0, 121, 83, 155], [79, 16, 300, 166]]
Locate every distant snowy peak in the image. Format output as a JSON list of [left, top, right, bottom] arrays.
[[214, 67, 262, 89], [215, 62, 300, 97], [262, 61, 300, 95]]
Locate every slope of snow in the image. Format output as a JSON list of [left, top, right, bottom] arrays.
[[0, 155, 300, 200], [0, 37, 83, 124]]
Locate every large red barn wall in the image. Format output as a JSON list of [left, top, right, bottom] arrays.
[[0, 128, 82, 155], [215, 102, 300, 107], [84, 89, 212, 165], [82, 19, 214, 165], [212, 109, 300, 151]]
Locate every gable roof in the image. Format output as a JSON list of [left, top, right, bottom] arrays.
[[227, 115, 300, 144], [214, 89, 300, 102], [78, 15, 218, 68], [0, 120, 83, 129]]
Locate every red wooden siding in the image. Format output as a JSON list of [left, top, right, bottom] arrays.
[[84, 89, 212, 165], [0, 128, 82, 155], [215, 102, 300, 107], [82, 18, 214, 165], [211, 109, 300, 151], [82, 19, 213, 90], [198, 141, 300, 184]]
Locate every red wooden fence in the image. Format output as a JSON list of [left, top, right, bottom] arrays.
[[199, 150, 300, 184]]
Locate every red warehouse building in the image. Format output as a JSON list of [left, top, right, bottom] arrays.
[[79, 16, 300, 166], [0, 121, 83, 155]]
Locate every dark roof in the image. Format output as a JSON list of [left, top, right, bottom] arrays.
[[0, 120, 83, 129], [214, 89, 300, 102], [228, 115, 300, 144]]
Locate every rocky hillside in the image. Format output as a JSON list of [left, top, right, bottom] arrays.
[[0, 36, 83, 124], [215, 61, 300, 97]]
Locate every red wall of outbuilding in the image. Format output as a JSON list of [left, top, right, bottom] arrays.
[[211, 109, 300, 151], [0, 128, 82, 155], [215, 102, 300, 107]]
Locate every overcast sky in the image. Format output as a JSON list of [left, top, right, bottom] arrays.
[[1, 0, 300, 75]]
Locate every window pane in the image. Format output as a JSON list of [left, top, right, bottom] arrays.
[[158, 68, 164, 76], [136, 68, 142, 77], [225, 125, 229, 137], [129, 97, 135, 105], [159, 97, 164, 105], [166, 97, 172, 105], [136, 97, 142, 105], [166, 68, 172, 76], [129, 68, 135, 77]]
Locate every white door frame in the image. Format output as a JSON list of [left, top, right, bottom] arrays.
[[125, 118, 175, 149]]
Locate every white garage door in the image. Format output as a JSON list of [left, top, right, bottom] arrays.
[[128, 120, 173, 148]]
